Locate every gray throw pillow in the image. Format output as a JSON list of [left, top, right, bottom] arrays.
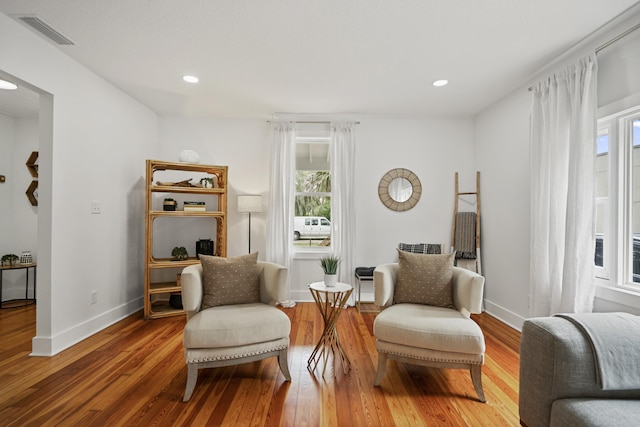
[[200, 252, 260, 309], [394, 250, 454, 308]]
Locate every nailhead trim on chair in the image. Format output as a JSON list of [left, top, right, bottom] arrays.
[[186, 344, 289, 364], [385, 349, 484, 365]]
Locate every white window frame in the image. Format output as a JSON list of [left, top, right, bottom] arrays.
[[596, 105, 640, 293], [595, 126, 611, 279], [293, 130, 332, 254]]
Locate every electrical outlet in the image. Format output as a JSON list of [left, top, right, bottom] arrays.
[[91, 290, 97, 305], [91, 201, 101, 214]]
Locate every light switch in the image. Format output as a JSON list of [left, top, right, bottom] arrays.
[[91, 201, 101, 214]]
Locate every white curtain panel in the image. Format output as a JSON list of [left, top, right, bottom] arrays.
[[530, 53, 598, 316], [330, 122, 357, 287], [266, 122, 296, 307]]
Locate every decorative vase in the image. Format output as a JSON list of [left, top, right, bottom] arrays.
[[324, 273, 337, 287], [163, 200, 177, 211], [20, 251, 33, 264], [169, 293, 183, 309], [178, 150, 200, 164]]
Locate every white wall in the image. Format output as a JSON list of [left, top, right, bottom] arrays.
[[0, 115, 38, 300], [0, 13, 158, 355], [473, 4, 640, 329], [598, 27, 640, 111], [158, 117, 271, 258], [0, 114, 16, 256], [474, 90, 531, 329], [352, 118, 475, 282], [158, 116, 476, 302]]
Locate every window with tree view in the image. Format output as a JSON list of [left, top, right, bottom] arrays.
[[294, 127, 332, 248]]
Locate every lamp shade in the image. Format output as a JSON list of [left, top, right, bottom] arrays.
[[237, 195, 262, 213]]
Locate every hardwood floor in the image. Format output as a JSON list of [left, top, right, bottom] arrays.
[[0, 303, 521, 426]]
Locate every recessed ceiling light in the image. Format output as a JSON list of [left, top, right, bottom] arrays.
[[182, 75, 199, 84], [432, 79, 448, 87], [0, 79, 18, 90]]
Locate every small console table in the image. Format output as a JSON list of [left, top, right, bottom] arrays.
[[355, 267, 375, 313], [307, 281, 353, 376], [0, 263, 37, 309]]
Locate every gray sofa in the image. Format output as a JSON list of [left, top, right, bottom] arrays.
[[519, 316, 640, 426]]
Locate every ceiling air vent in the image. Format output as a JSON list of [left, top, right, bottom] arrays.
[[16, 15, 74, 45]]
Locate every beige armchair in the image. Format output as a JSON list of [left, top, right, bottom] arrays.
[[180, 261, 292, 402], [373, 261, 486, 402]]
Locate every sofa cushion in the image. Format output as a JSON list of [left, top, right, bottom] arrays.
[[550, 398, 640, 427], [200, 252, 260, 309], [394, 250, 454, 307], [373, 303, 485, 354], [184, 303, 291, 348]]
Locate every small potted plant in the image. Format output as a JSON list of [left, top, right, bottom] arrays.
[[199, 177, 214, 188], [171, 246, 189, 261], [1, 254, 19, 267], [320, 255, 340, 287], [163, 198, 177, 211]]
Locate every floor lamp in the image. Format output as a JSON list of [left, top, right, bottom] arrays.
[[237, 195, 262, 253]]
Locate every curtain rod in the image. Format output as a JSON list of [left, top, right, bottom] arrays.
[[528, 21, 640, 92], [596, 21, 640, 53]]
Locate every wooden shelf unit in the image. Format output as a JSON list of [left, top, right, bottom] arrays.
[[144, 160, 228, 319]]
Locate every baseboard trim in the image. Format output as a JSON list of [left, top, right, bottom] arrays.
[[288, 292, 525, 330], [483, 299, 525, 332], [290, 289, 363, 307], [31, 297, 144, 357]]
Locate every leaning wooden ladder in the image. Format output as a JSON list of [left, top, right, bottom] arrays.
[[451, 172, 481, 274]]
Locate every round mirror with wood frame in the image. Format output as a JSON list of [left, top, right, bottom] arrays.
[[378, 168, 421, 211]]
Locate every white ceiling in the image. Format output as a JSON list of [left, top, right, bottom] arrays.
[[0, 0, 639, 119]]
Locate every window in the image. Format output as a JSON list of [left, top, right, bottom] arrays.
[[594, 129, 610, 276], [595, 107, 640, 290], [293, 124, 332, 249]]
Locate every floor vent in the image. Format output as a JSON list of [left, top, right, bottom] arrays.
[[16, 15, 75, 45]]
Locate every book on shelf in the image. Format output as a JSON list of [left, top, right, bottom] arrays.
[[183, 201, 205, 211], [184, 206, 206, 212]]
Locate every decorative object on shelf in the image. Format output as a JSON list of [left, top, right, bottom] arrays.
[[200, 177, 214, 188], [20, 251, 33, 264], [156, 179, 196, 187], [196, 239, 214, 259], [163, 198, 177, 211], [169, 293, 183, 309], [25, 151, 38, 178], [1, 254, 19, 267], [171, 274, 184, 308], [378, 168, 422, 212], [25, 151, 39, 206], [237, 195, 263, 253], [178, 150, 200, 164], [320, 255, 340, 287], [26, 180, 38, 206], [171, 246, 189, 261], [184, 201, 206, 212]]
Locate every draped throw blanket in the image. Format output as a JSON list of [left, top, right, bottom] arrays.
[[398, 243, 442, 254], [556, 312, 640, 390], [454, 212, 477, 259]]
